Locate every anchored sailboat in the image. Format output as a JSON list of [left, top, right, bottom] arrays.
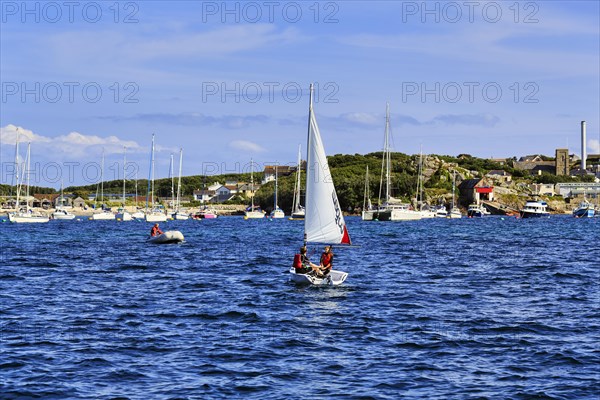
[[270, 164, 285, 218], [289, 145, 305, 220], [244, 159, 265, 219], [52, 181, 75, 220], [116, 147, 132, 221], [172, 148, 188, 220], [145, 134, 167, 222], [289, 84, 350, 286], [91, 149, 115, 221]]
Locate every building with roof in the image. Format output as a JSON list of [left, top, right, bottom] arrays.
[[458, 178, 494, 206]]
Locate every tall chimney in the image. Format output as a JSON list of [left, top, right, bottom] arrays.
[[581, 121, 586, 170]]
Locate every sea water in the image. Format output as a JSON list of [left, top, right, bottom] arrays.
[[1, 216, 598, 399]]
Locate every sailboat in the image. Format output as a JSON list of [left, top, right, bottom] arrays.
[[116, 147, 132, 221], [289, 84, 350, 286], [52, 181, 75, 220], [289, 145, 305, 220], [269, 164, 285, 218], [361, 165, 374, 220], [416, 148, 435, 218], [365, 103, 421, 221], [92, 149, 116, 220], [8, 137, 50, 223], [448, 170, 462, 218], [244, 159, 265, 219], [145, 134, 167, 222], [172, 148, 188, 220]]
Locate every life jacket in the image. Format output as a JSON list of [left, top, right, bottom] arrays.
[[321, 253, 333, 269], [292, 254, 303, 269]]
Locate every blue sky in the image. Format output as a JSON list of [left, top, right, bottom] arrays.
[[1, 0, 599, 187]]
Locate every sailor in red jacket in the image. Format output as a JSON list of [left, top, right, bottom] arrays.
[[293, 246, 319, 274], [150, 223, 163, 237], [318, 246, 333, 277]]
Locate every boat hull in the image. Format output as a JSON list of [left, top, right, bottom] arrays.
[[8, 213, 50, 223], [92, 212, 115, 221], [146, 213, 167, 222], [147, 230, 184, 244], [244, 211, 265, 219], [520, 211, 550, 218], [289, 268, 348, 286], [116, 212, 132, 221], [172, 212, 189, 220], [52, 211, 76, 220], [573, 208, 595, 218]]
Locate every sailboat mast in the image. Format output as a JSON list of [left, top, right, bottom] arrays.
[[250, 158, 254, 210], [385, 103, 391, 203], [25, 143, 31, 211], [177, 148, 183, 212], [293, 144, 302, 212], [170, 153, 175, 209], [151, 135, 155, 207], [122, 147, 127, 206], [304, 83, 314, 244], [452, 170, 456, 209], [100, 149, 105, 208], [274, 163, 278, 210], [363, 165, 369, 211], [14, 129, 21, 211]]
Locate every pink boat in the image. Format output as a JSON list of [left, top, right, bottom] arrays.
[[193, 209, 218, 219]]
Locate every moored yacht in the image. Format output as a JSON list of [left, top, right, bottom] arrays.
[[573, 200, 595, 218], [520, 199, 550, 218], [467, 203, 486, 218]]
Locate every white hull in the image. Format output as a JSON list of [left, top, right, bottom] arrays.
[[116, 212, 132, 221], [289, 210, 305, 220], [8, 213, 50, 223], [132, 211, 145, 219], [419, 210, 437, 219], [390, 209, 422, 221], [92, 211, 115, 220], [172, 212, 189, 220], [270, 209, 285, 219], [289, 268, 348, 286], [147, 230, 184, 244], [245, 211, 265, 219], [52, 210, 76, 220], [146, 213, 167, 222], [448, 209, 462, 219], [361, 210, 375, 221]]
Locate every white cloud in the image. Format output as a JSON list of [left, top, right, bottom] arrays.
[[229, 140, 266, 153], [0, 124, 142, 157]]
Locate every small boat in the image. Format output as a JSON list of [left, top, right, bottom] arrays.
[[8, 138, 50, 224], [245, 159, 265, 219], [289, 84, 351, 286], [147, 230, 185, 244], [269, 164, 285, 219], [193, 208, 218, 219], [467, 203, 486, 218], [52, 209, 76, 220], [520, 199, 550, 218], [447, 171, 462, 219], [434, 206, 448, 218], [573, 200, 595, 218]]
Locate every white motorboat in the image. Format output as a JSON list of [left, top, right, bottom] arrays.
[[520, 199, 550, 218], [52, 209, 76, 220]]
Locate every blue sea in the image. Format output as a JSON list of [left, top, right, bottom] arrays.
[[1, 216, 599, 399]]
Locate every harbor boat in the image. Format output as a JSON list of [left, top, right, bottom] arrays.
[[289, 84, 350, 286], [52, 182, 75, 220], [171, 148, 188, 220], [572, 199, 595, 218], [244, 159, 265, 219], [269, 164, 285, 219], [145, 134, 167, 222], [467, 203, 486, 218], [289, 145, 305, 220], [361, 165, 375, 220], [365, 103, 421, 221], [91, 150, 116, 221], [519, 199, 550, 218], [193, 208, 218, 219], [116, 147, 132, 221], [448, 171, 462, 219], [434, 205, 448, 218], [147, 230, 184, 244], [8, 137, 49, 223]]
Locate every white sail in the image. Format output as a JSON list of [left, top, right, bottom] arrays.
[[304, 84, 351, 245]]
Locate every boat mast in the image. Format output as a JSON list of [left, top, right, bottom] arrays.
[[250, 158, 254, 211], [169, 153, 175, 209], [274, 163, 278, 211], [14, 129, 21, 211], [304, 83, 314, 245], [385, 103, 391, 204], [177, 148, 183, 213], [122, 147, 127, 207], [363, 165, 370, 211], [100, 148, 105, 209], [25, 143, 31, 212], [452, 170, 456, 209], [292, 144, 302, 213]]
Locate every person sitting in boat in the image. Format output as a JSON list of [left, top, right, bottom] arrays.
[[317, 246, 334, 277], [293, 246, 319, 274], [150, 223, 163, 237]]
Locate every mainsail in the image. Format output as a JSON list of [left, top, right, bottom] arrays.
[[304, 84, 351, 245]]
